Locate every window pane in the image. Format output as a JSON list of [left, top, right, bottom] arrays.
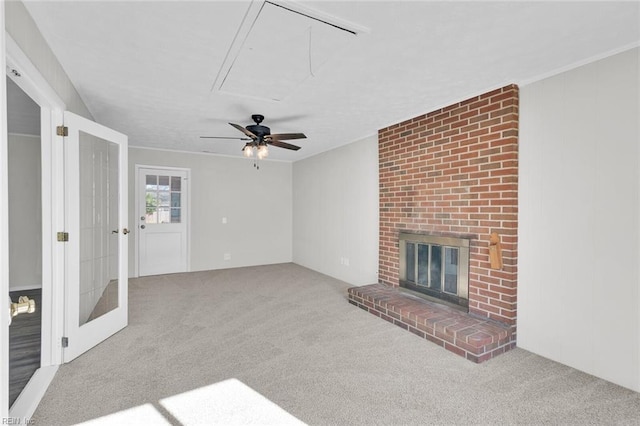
[[146, 211, 157, 224], [158, 175, 170, 191], [171, 192, 181, 208], [145, 191, 157, 224], [158, 207, 170, 223], [417, 244, 429, 286], [145, 174, 157, 190], [171, 208, 181, 223], [158, 191, 170, 207], [406, 243, 415, 283], [444, 247, 458, 294], [430, 245, 442, 290], [145, 191, 156, 207], [171, 176, 181, 192]]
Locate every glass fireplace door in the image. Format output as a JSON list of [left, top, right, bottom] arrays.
[[399, 234, 469, 308]]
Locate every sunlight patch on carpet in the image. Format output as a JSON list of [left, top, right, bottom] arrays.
[[160, 378, 306, 425], [74, 404, 170, 425], [73, 379, 304, 425]]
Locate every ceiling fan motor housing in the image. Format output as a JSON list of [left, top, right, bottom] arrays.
[[247, 114, 270, 140], [246, 124, 271, 138]]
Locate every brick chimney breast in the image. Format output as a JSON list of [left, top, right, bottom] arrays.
[[378, 85, 519, 330]]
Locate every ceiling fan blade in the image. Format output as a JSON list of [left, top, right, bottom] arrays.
[[267, 132, 307, 141], [199, 136, 252, 140], [267, 140, 301, 151], [229, 122, 257, 139]]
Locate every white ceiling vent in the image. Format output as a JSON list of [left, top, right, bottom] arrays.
[[213, 1, 364, 101]]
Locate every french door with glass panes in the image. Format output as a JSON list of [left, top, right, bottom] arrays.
[[63, 111, 128, 362], [137, 167, 189, 276]]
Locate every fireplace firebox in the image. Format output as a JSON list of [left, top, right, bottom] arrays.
[[398, 233, 470, 308]]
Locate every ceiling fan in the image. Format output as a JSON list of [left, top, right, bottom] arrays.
[[200, 114, 306, 160]]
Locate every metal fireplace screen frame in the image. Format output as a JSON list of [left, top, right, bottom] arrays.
[[399, 233, 470, 308]]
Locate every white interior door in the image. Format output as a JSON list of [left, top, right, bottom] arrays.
[[63, 111, 128, 362], [137, 167, 189, 276]]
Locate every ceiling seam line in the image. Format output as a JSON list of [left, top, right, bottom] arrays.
[[265, 1, 357, 35]]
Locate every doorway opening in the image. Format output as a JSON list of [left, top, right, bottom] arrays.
[[6, 76, 43, 408]]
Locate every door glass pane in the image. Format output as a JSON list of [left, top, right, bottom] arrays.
[[79, 131, 119, 326], [171, 192, 181, 208], [171, 208, 181, 223], [145, 174, 158, 223], [444, 247, 458, 294], [158, 191, 170, 206], [170, 179, 181, 223], [145, 190, 157, 224], [145, 174, 157, 189], [429, 245, 442, 290], [158, 175, 170, 190], [417, 244, 429, 286], [171, 176, 181, 191], [158, 206, 170, 223], [405, 243, 415, 283]]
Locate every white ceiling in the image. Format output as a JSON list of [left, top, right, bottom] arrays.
[[22, 1, 640, 161]]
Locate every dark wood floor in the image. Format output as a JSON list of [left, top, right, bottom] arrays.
[[9, 288, 42, 408]]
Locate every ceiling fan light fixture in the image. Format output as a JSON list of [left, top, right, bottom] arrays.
[[257, 144, 269, 159], [243, 144, 254, 157]]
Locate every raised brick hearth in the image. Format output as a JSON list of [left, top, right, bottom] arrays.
[[350, 85, 519, 362], [348, 284, 514, 363]]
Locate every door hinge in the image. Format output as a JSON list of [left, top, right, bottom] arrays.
[[57, 232, 69, 242], [56, 125, 68, 137], [62, 337, 69, 348]]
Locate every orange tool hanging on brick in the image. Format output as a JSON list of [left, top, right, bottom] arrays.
[[489, 232, 503, 270]]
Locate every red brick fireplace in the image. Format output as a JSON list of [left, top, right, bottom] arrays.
[[349, 84, 519, 362]]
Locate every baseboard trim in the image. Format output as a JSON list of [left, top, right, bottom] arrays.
[[9, 285, 42, 293], [9, 365, 58, 420]]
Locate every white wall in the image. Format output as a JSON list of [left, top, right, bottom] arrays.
[[5, 1, 93, 119], [518, 47, 639, 392], [128, 148, 292, 276], [7, 134, 42, 290], [292, 135, 379, 285]]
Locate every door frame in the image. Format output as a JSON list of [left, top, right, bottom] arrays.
[[134, 164, 191, 277], [4, 32, 66, 418], [1, 4, 10, 418]]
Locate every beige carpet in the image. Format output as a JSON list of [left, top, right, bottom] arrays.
[[33, 263, 640, 425]]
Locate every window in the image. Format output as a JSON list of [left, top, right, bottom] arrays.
[[145, 175, 182, 224]]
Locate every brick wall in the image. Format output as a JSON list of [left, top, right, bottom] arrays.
[[378, 84, 519, 328]]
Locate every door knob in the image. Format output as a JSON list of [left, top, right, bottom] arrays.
[[10, 296, 36, 319]]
